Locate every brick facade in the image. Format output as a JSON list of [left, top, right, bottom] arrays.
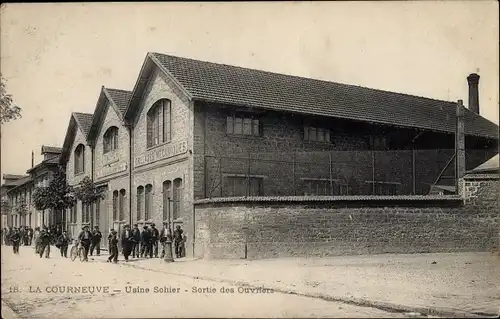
[[194, 174, 499, 259], [130, 68, 195, 253], [65, 125, 93, 238]]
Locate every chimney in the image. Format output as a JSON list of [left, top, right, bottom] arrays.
[[467, 73, 480, 114], [31, 150, 34, 168]]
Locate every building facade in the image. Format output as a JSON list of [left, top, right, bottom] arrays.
[[55, 52, 498, 257]]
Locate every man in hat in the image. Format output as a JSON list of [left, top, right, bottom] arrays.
[[150, 223, 160, 258], [58, 230, 71, 258], [120, 224, 132, 261], [89, 226, 102, 256], [140, 225, 151, 258], [107, 229, 119, 263], [173, 225, 184, 258], [38, 227, 52, 258], [131, 224, 141, 258], [78, 225, 92, 262], [10, 227, 21, 254]]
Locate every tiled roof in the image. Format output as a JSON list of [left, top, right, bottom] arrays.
[[3, 174, 26, 180], [105, 88, 132, 115], [7, 175, 32, 192], [149, 53, 498, 139], [73, 112, 93, 136], [41, 145, 62, 154]]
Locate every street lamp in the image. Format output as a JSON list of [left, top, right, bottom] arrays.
[[163, 197, 174, 262]]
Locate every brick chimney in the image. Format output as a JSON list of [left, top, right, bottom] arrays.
[[467, 73, 480, 114]]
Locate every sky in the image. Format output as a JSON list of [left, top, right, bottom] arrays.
[[1, 2, 498, 176]]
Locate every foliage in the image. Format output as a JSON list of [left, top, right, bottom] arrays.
[[32, 186, 51, 211], [0, 74, 22, 124], [33, 168, 75, 213], [15, 196, 28, 215], [1, 198, 11, 215], [74, 176, 104, 205]]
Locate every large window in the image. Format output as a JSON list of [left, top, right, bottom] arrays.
[[172, 179, 183, 220], [136, 186, 144, 220], [69, 205, 77, 223], [103, 126, 119, 153], [162, 181, 172, 222], [82, 202, 90, 224], [227, 114, 261, 136], [145, 184, 152, 220], [147, 99, 171, 148], [226, 176, 262, 197], [304, 126, 331, 143], [74, 144, 85, 174], [119, 189, 126, 221], [112, 190, 118, 221]]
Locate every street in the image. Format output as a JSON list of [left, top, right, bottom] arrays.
[[1, 246, 411, 319]]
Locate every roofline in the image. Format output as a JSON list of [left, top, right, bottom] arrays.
[[124, 52, 193, 122], [60, 114, 78, 165], [26, 160, 59, 174], [192, 97, 499, 140], [6, 179, 34, 193]]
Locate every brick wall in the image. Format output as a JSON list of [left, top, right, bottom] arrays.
[[192, 102, 492, 198], [130, 67, 195, 255], [94, 100, 130, 184], [194, 175, 499, 259]]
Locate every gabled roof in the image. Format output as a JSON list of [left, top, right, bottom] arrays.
[[105, 88, 132, 115], [41, 145, 62, 155], [60, 112, 93, 164], [73, 112, 93, 136], [6, 175, 33, 193], [26, 156, 59, 174], [87, 87, 132, 142], [125, 52, 498, 139]]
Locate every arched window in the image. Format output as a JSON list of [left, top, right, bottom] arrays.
[[137, 186, 144, 220], [173, 178, 183, 220], [145, 184, 152, 220], [112, 190, 118, 221], [103, 126, 119, 153], [147, 99, 171, 147], [74, 144, 85, 174], [119, 189, 126, 221], [162, 180, 172, 222]]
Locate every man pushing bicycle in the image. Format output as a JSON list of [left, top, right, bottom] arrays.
[[77, 226, 92, 262]]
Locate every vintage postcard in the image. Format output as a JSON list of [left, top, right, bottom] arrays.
[[1, 2, 499, 318]]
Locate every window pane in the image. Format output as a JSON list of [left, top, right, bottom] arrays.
[[234, 118, 243, 135], [317, 128, 324, 142], [164, 102, 171, 142], [226, 116, 233, 134], [310, 127, 317, 141], [325, 130, 331, 143], [252, 120, 260, 136], [304, 126, 309, 140], [243, 118, 252, 135]]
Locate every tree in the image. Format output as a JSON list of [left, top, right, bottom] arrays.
[[1, 74, 22, 124], [1, 198, 11, 215], [74, 176, 104, 228], [33, 168, 75, 227], [15, 196, 28, 226]]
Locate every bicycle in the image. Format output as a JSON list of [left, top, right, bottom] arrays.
[[70, 241, 86, 262]]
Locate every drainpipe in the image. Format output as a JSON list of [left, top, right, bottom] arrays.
[[127, 123, 133, 227], [90, 143, 95, 229]]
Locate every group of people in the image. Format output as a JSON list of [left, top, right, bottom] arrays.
[[2, 226, 34, 248], [107, 223, 186, 263], [2, 225, 67, 258], [2, 223, 186, 263]]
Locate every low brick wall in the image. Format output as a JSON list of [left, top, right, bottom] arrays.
[[194, 175, 499, 259]]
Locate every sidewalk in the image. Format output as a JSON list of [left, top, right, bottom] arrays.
[[90, 251, 499, 318]]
